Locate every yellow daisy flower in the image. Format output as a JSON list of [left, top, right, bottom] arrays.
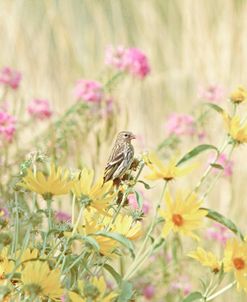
[[230, 86, 247, 104], [144, 152, 196, 181], [17, 248, 39, 265], [159, 191, 208, 240], [0, 247, 8, 261], [21, 261, 63, 300], [77, 211, 118, 257], [19, 164, 74, 198], [223, 113, 247, 144], [188, 247, 221, 273], [223, 238, 247, 292], [0, 258, 15, 280], [110, 214, 142, 240], [75, 210, 141, 256], [72, 169, 116, 214], [69, 276, 118, 302]]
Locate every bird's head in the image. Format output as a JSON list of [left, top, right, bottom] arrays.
[[117, 131, 136, 142]]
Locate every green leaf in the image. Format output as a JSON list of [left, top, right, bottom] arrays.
[[138, 180, 152, 190], [153, 238, 166, 252], [69, 235, 100, 251], [117, 281, 133, 302], [157, 136, 180, 151], [134, 191, 143, 210], [103, 263, 122, 285], [205, 208, 244, 240], [94, 232, 134, 255], [210, 163, 224, 170], [183, 291, 203, 302], [176, 144, 219, 166], [218, 263, 225, 285], [205, 102, 224, 114]]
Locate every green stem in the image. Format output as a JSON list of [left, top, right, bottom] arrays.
[[54, 239, 70, 269], [136, 181, 167, 258], [202, 143, 235, 200], [110, 162, 145, 227], [46, 198, 53, 231], [205, 281, 236, 301], [71, 194, 76, 225], [203, 274, 216, 298], [124, 245, 153, 280], [45, 240, 61, 259], [192, 139, 229, 196], [120, 256, 125, 276], [63, 250, 87, 273], [11, 192, 19, 256], [41, 233, 48, 256], [111, 189, 130, 225], [72, 205, 84, 235], [7, 225, 32, 280], [124, 181, 168, 280]]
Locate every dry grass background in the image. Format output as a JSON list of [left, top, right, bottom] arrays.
[[1, 1, 247, 300]]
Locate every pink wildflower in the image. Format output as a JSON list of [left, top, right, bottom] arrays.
[[165, 113, 196, 136], [100, 98, 113, 118], [124, 48, 150, 79], [0, 67, 21, 90], [128, 193, 150, 215], [105, 45, 128, 70], [105, 46, 150, 79], [209, 153, 233, 177], [165, 251, 173, 263], [198, 84, 225, 103], [0, 207, 9, 220], [206, 222, 232, 245], [55, 211, 71, 223], [0, 110, 16, 142], [142, 284, 155, 300], [198, 130, 207, 141], [170, 276, 192, 296], [28, 99, 53, 120], [60, 295, 66, 302], [74, 80, 103, 103]]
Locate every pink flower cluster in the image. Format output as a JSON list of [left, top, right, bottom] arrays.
[[165, 113, 196, 137], [105, 45, 150, 79], [27, 99, 53, 120], [128, 193, 150, 215], [0, 207, 9, 220], [210, 153, 233, 177], [0, 67, 22, 90], [55, 211, 71, 223], [0, 110, 16, 142], [198, 84, 225, 103], [142, 284, 155, 300], [170, 276, 192, 296], [74, 80, 103, 103], [206, 222, 232, 245]]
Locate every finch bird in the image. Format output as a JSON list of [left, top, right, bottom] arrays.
[[103, 131, 136, 184]]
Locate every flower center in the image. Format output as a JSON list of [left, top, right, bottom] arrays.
[[212, 267, 220, 274], [233, 257, 245, 270], [83, 284, 100, 299], [172, 214, 184, 226], [163, 176, 173, 181]]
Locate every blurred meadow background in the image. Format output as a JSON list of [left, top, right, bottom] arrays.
[[1, 0, 246, 225], [1, 0, 247, 301]]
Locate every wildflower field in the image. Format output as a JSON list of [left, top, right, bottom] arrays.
[[1, 1, 247, 301]]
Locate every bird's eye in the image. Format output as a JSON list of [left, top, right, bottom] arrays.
[[124, 134, 128, 137]]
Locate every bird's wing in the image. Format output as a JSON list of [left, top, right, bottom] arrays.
[[103, 144, 126, 182]]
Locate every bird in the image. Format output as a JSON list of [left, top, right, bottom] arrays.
[[103, 131, 136, 184]]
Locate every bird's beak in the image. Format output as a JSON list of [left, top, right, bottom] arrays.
[[131, 134, 136, 140]]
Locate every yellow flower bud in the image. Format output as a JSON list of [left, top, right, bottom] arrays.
[[230, 86, 247, 104]]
